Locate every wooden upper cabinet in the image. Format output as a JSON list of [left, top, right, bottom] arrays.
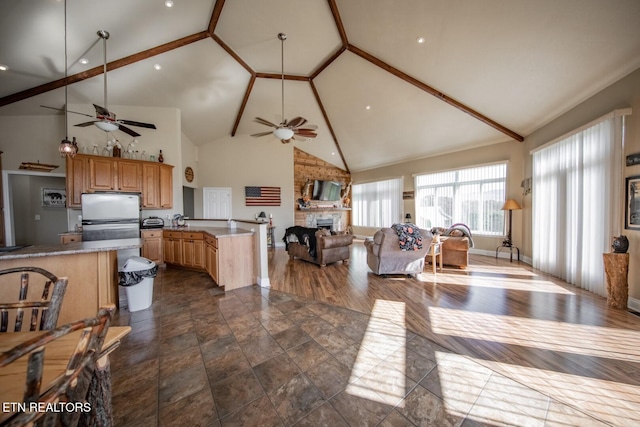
[[159, 164, 173, 209], [142, 163, 160, 208], [117, 160, 143, 193], [89, 157, 116, 191], [65, 154, 173, 209], [66, 155, 89, 208]]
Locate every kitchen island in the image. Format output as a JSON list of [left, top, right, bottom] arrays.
[[0, 238, 142, 324]]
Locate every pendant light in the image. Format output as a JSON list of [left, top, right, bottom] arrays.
[[58, 0, 78, 158]]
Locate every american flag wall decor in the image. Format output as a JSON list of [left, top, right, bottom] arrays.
[[245, 186, 281, 206]]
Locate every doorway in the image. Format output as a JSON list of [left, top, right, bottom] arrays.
[[2, 171, 67, 246], [183, 186, 195, 218]]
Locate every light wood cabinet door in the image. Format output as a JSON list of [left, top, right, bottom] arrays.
[[141, 230, 162, 263], [206, 242, 219, 283], [89, 157, 116, 191], [66, 155, 89, 208], [182, 237, 204, 269], [163, 234, 183, 265], [118, 160, 143, 192], [159, 164, 173, 208], [142, 163, 160, 208], [60, 234, 82, 244]]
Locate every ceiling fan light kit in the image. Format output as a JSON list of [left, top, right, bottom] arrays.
[[252, 33, 318, 144]]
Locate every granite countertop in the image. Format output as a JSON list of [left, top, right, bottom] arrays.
[[162, 226, 254, 238], [0, 238, 143, 261]]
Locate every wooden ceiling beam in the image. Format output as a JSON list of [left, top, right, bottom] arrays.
[[310, 80, 349, 173], [231, 75, 256, 137], [310, 46, 346, 81], [255, 73, 310, 82], [208, 0, 226, 34], [210, 33, 254, 75], [327, 0, 349, 47], [0, 32, 209, 108], [347, 44, 524, 142]]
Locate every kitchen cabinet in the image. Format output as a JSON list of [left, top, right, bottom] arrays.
[[65, 154, 172, 209], [163, 231, 183, 265], [141, 163, 160, 208], [141, 229, 163, 264], [89, 156, 116, 191], [66, 155, 89, 208], [117, 159, 142, 193], [159, 164, 173, 208], [182, 232, 204, 269], [205, 234, 218, 283], [60, 233, 82, 244]]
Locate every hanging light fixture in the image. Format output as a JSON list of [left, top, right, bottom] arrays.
[[58, 0, 78, 158]]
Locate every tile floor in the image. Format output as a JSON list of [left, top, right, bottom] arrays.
[[110, 268, 606, 426]]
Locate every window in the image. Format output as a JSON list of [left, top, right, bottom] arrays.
[[414, 163, 507, 235], [352, 178, 403, 227], [532, 109, 628, 296]]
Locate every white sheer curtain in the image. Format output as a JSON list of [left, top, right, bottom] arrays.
[[352, 178, 403, 227], [532, 110, 628, 296]]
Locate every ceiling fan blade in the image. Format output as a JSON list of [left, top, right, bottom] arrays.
[[288, 117, 307, 128], [40, 105, 96, 118], [117, 124, 141, 137], [74, 121, 98, 127], [295, 129, 318, 136], [254, 117, 278, 128], [119, 119, 157, 129], [296, 125, 318, 131], [93, 104, 111, 117], [251, 131, 274, 137], [292, 134, 307, 141]]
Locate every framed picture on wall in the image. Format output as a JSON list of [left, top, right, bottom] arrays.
[[625, 175, 640, 230], [42, 188, 66, 208]]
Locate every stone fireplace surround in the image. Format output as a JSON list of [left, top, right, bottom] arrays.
[[305, 212, 345, 232]]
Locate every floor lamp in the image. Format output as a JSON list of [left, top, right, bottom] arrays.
[[496, 199, 521, 262]]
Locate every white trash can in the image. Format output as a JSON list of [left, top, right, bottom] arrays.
[[118, 256, 158, 312]]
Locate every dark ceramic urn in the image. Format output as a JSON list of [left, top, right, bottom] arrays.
[[612, 235, 629, 253]]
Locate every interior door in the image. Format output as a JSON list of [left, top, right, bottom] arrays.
[[203, 187, 232, 219]]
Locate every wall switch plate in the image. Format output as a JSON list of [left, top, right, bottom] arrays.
[[35, 215, 40, 220]]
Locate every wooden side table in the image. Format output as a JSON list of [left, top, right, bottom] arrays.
[[426, 242, 443, 274]]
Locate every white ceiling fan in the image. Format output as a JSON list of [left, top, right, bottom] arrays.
[[251, 33, 318, 143]]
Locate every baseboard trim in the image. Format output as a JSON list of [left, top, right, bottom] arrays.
[[258, 277, 271, 288], [628, 297, 640, 313]]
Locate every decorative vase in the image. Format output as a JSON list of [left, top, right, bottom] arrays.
[[612, 235, 629, 253]]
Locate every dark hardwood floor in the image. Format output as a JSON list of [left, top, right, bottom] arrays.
[[269, 240, 640, 426], [109, 241, 640, 426]]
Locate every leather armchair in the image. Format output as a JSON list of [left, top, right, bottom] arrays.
[[364, 227, 433, 277], [286, 228, 354, 267]]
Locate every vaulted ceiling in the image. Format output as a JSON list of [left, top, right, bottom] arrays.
[[1, 0, 640, 172]]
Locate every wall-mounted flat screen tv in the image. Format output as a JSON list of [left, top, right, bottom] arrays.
[[312, 180, 341, 201]]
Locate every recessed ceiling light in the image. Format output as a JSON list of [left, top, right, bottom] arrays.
[[154, 64, 162, 70], [331, 152, 335, 155], [165, 0, 174, 7], [79, 58, 89, 65], [416, 37, 426, 44], [0, 64, 8, 71], [365, 105, 371, 110]]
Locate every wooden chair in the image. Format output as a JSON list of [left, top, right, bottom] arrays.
[[0, 305, 115, 427], [0, 267, 68, 333]]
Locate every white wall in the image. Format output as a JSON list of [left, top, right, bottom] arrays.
[[196, 134, 295, 229]]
